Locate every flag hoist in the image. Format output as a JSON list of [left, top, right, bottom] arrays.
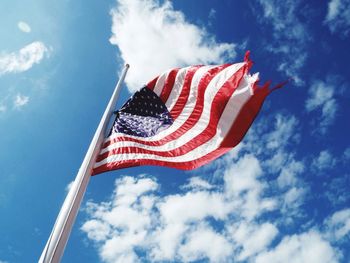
[[39, 64, 130, 263]]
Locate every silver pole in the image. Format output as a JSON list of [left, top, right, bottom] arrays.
[[39, 64, 130, 263]]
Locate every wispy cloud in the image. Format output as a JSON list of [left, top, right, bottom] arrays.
[[255, 231, 338, 263], [17, 21, 31, 33], [324, 208, 350, 241], [181, 176, 214, 191], [325, 174, 350, 206], [208, 8, 217, 26], [0, 104, 6, 113], [13, 94, 29, 109], [0, 41, 49, 75], [305, 77, 339, 134], [311, 150, 337, 172], [324, 0, 350, 36], [110, 0, 236, 92], [209, 8, 216, 20], [344, 147, 350, 160], [255, 0, 309, 85]]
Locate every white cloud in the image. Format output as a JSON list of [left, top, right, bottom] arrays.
[[325, 174, 350, 206], [109, 0, 236, 91], [344, 147, 350, 160], [158, 192, 230, 225], [81, 219, 111, 242], [277, 160, 304, 188], [238, 113, 308, 223], [209, 8, 216, 20], [242, 114, 299, 172], [327, 0, 342, 20], [182, 176, 214, 191], [82, 171, 340, 263], [277, 162, 306, 221], [112, 175, 158, 206], [306, 78, 338, 134], [255, 231, 338, 263], [13, 94, 29, 109], [82, 113, 345, 262], [255, 0, 309, 84], [82, 170, 274, 262], [311, 150, 337, 172], [282, 186, 306, 212], [0, 104, 6, 113], [325, 208, 350, 240], [18, 21, 31, 33], [224, 154, 262, 194], [306, 81, 336, 112], [82, 176, 159, 263], [82, 153, 279, 262], [229, 222, 278, 260], [178, 223, 233, 263], [0, 41, 49, 75], [265, 114, 299, 151], [224, 155, 277, 220], [325, 0, 350, 36]]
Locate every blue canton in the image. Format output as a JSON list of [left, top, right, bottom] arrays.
[[112, 86, 173, 137]]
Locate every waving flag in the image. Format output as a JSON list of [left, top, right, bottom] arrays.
[[93, 52, 275, 175]]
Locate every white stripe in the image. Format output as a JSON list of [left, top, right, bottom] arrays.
[[94, 73, 257, 169], [100, 63, 247, 155], [153, 69, 171, 96], [165, 67, 190, 110], [104, 65, 215, 144]]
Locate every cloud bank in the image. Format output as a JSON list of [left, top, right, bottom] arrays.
[[82, 113, 347, 262]]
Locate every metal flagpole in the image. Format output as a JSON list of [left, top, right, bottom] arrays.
[[39, 64, 130, 263]]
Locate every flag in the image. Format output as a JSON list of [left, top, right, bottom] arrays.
[[93, 52, 277, 175]]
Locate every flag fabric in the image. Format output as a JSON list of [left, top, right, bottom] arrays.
[[93, 52, 276, 175]]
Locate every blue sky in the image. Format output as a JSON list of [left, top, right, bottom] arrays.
[[0, 0, 350, 262]]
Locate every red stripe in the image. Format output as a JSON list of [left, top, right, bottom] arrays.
[[95, 64, 248, 163], [169, 66, 201, 119], [159, 68, 179, 102], [92, 81, 270, 176], [146, 76, 159, 90], [101, 64, 231, 150], [220, 81, 269, 148]]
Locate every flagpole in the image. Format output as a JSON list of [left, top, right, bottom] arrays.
[[39, 64, 130, 263]]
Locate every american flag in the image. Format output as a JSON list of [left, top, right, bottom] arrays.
[[93, 52, 273, 175]]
